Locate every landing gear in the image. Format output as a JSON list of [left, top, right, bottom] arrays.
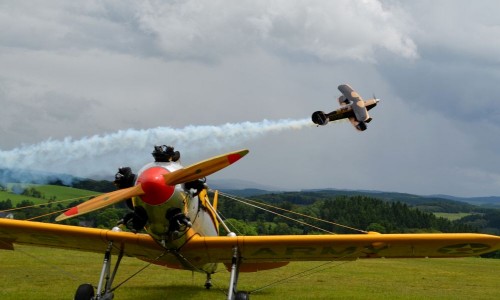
[[205, 273, 213, 289], [235, 291, 250, 300], [227, 246, 250, 300], [74, 283, 94, 300], [74, 241, 124, 300], [356, 121, 367, 131]]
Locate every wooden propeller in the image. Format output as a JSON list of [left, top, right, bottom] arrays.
[[164, 149, 249, 185], [55, 184, 145, 221], [56, 149, 249, 222]]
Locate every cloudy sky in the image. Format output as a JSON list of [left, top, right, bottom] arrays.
[[1, 0, 499, 197]]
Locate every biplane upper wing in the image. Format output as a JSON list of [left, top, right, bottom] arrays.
[[338, 84, 368, 122], [2, 219, 500, 271]]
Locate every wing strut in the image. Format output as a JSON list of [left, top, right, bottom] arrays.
[[97, 241, 124, 299], [73, 240, 124, 300], [227, 246, 249, 300]]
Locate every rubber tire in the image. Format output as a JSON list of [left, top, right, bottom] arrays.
[[235, 291, 250, 300], [356, 122, 367, 131], [74, 283, 94, 300]]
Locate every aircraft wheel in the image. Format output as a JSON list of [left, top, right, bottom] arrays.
[[235, 291, 250, 300], [74, 283, 94, 300], [356, 122, 367, 131]]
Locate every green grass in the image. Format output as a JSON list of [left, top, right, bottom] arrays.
[[0, 184, 99, 206], [29, 185, 99, 201], [1, 244, 499, 299], [0, 190, 42, 205], [434, 212, 473, 221]]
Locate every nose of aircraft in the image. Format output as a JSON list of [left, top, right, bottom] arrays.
[[136, 166, 175, 206]]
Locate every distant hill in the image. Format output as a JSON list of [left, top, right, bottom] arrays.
[[429, 194, 500, 208], [2, 172, 499, 237], [209, 178, 280, 191], [0, 168, 75, 185], [296, 189, 487, 213], [216, 187, 492, 213], [0, 168, 115, 193], [1, 168, 499, 210]]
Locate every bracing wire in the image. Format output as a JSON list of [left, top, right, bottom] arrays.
[[214, 191, 372, 294], [218, 191, 367, 234], [26, 207, 71, 221], [249, 249, 364, 295], [216, 209, 243, 235], [0, 194, 98, 213], [0, 193, 100, 221]]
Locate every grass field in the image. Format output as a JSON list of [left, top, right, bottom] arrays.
[[0, 190, 42, 205], [26, 185, 99, 201], [0, 244, 499, 299], [433, 212, 474, 221], [0, 184, 99, 206]]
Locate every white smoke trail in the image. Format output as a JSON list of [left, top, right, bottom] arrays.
[[0, 118, 312, 183]]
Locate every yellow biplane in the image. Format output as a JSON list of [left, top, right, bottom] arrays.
[[1, 147, 499, 300]]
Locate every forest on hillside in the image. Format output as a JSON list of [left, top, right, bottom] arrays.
[[216, 194, 478, 235], [3, 184, 497, 235]]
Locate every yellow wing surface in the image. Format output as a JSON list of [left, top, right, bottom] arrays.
[[0, 219, 171, 263], [1, 219, 500, 270], [183, 233, 500, 263]]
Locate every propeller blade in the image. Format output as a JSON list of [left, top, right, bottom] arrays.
[[164, 149, 249, 186], [55, 184, 145, 221]]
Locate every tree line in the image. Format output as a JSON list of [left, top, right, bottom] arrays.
[[1, 188, 497, 234], [217, 194, 477, 235]]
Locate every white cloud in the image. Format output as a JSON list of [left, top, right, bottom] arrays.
[[136, 0, 418, 62], [399, 0, 500, 63], [0, 1, 418, 62]]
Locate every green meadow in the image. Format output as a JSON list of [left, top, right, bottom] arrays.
[[0, 190, 42, 205], [0, 184, 98, 206], [433, 212, 473, 221], [0, 244, 498, 300]]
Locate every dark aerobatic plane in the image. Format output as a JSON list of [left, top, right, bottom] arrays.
[[312, 84, 379, 131]]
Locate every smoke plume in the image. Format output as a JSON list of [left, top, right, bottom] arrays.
[[0, 119, 312, 184]]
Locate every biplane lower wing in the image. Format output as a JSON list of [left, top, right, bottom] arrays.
[[0, 219, 173, 264], [2, 219, 499, 270], [183, 233, 500, 264]]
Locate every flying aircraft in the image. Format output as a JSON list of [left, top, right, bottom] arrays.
[[312, 84, 379, 131], [1, 146, 500, 300]]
